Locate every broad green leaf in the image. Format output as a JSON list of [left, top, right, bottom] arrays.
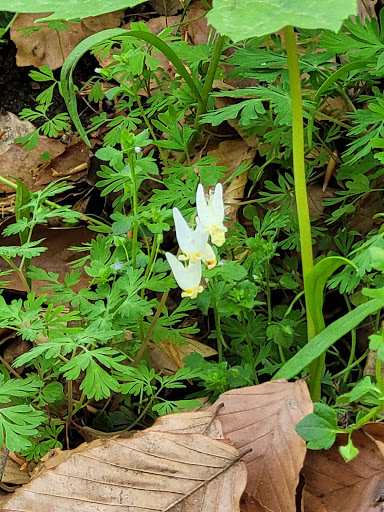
[[206, 0, 357, 42], [295, 402, 340, 450], [0, 0, 146, 21], [273, 298, 384, 380], [339, 437, 359, 462]]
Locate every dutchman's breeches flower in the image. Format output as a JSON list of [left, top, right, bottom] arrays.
[[196, 183, 227, 247], [165, 253, 203, 299], [172, 207, 216, 267]]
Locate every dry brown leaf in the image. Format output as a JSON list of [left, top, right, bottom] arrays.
[[33, 140, 90, 186], [149, 336, 217, 374], [185, 2, 211, 45], [303, 429, 384, 511], [209, 379, 313, 512], [0, 136, 66, 193], [0, 222, 96, 292], [362, 422, 384, 456], [301, 490, 328, 512], [240, 494, 273, 512], [148, 0, 182, 16], [307, 184, 334, 217], [357, 0, 378, 21], [0, 112, 34, 156], [11, 12, 124, 70], [150, 409, 224, 438], [0, 450, 30, 485], [207, 139, 255, 226], [2, 431, 247, 512]]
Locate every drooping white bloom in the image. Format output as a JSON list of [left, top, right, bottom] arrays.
[[173, 208, 209, 263], [196, 183, 227, 247], [166, 252, 203, 299], [200, 243, 217, 270]]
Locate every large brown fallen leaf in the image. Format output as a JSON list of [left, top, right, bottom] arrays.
[[302, 429, 384, 511], [0, 136, 66, 193], [11, 12, 124, 70], [2, 431, 247, 512], [0, 221, 96, 292], [210, 379, 313, 512]]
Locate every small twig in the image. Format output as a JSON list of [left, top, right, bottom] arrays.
[[161, 447, 252, 512], [202, 402, 224, 435], [0, 448, 10, 482]]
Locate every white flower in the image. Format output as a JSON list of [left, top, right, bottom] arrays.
[[196, 183, 227, 247], [166, 253, 203, 299], [173, 208, 208, 263], [134, 146, 142, 153], [200, 243, 217, 270], [94, 68, 101, 73]]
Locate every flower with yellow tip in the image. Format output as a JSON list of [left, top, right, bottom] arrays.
[[165, 252, 203, 299], [196, 183, 227, 247], [173, 207, 216, 267]]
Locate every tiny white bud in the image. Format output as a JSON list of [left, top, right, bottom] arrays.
[[94, 68, 101, 74], [134, 146, 142, 153]]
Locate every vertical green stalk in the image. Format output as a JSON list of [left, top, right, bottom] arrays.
[[128, 153, 139, 269], [194, 34, 225, 130], [241, 313, 259, 384], [283, 26, 318, 398], [213, 298, 224, 363]]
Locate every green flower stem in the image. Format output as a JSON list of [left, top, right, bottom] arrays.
[[283, 26, 317, 398], [241, 313, 259, 384], [213, 297, 225, 363], [194, 34, 225, 131], [331, 349, 369, 380], [178, 34, 226, 162], [128, 153, 139, 269], [343, 293, 357, 383], [133, 290, 169, 367], [132, 81, 167, 165]]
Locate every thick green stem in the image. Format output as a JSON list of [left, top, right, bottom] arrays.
[[283, 26, 317, 398], [194, 34, 225, 131]]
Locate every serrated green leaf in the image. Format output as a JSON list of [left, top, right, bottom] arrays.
[[207, 0, 357, 42]]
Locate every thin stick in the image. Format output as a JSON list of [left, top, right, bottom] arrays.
[[161, 447, 252, 512]]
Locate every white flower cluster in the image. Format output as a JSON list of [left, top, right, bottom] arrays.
[[166, 183, 227, 299]]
